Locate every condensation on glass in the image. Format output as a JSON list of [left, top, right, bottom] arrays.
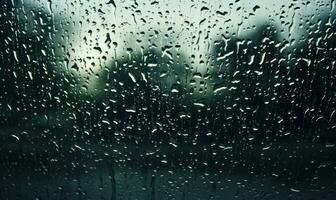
[[0, 0, 335, 199]]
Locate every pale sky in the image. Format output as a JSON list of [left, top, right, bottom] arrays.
[[21, 0, 334, 94]]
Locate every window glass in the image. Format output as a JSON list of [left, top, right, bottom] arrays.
[[0, 0, 335, 199]]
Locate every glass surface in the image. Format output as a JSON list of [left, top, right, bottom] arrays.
[[0, 0, 335, 199]]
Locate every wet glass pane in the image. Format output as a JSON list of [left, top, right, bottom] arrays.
[[1, 0, 335, 199]]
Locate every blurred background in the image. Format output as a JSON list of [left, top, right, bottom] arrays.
[[0, 0, 335, 199]]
